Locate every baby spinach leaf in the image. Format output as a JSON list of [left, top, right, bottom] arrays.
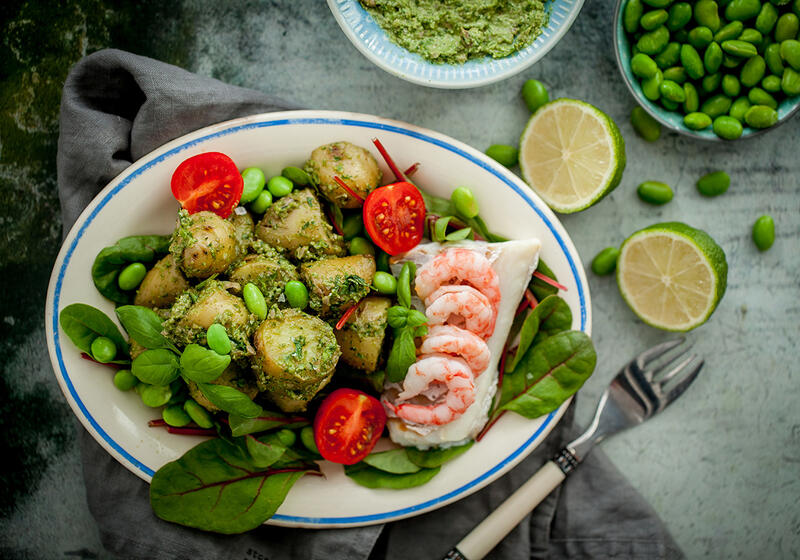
[[245, 432, 289, 469], [499, 330, 596, 419], [92, 235, 171, 304], [199, 384, 263, 418], [344, 463, 440, 489], [180, 344, 230, 383], [506, 295, 572, 373], [386, 326, 417, 383], [363, 449, 421, 474], [150, 437, 314, 534], [59, 303, 129, 357], [115, 305, 176, 351], [530, 259, 559, 301], [405, 441, 474, 468], [228, 412, 308, 437], [131, 349, 180, 386]]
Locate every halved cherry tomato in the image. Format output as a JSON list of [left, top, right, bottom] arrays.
[[170, 152, 243, 218], [362, 181, 425, 255], [313, 388, 386, 465]]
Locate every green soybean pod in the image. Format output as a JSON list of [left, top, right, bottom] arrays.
[[712, 115, 744, 139], [163, 404, 192, 428], [113, 369, 138, 391], [775, 13, 800, 41], [689, 26, 714, 48], [248, 189, 273, 214], [762, 74, 782, 90], [625, 0, 645, 33], [764, 43, 785, 74], [714, 20, 745, 42], [642, 9, 670, 29], [661, 97, 680, 110], [702, 71, 723, 92], [684, 111, 714, 128], [668, 3, 694, 29], [655, 42, 682, 67], [701, 93, 733, 116], [722, 53, 744, 67], [284, 280, 309, 310], [281, 166, 311, 186], [349, 236, 375, 256], [660, 79, 688, 101], [756, 2, 779, 33], [117, 262, 147, 291], [591, 247, 621, 276], [722, 73, 742, 95], [684, 82, 701, 111], [91, 336, 116, 363], [485, 144, 520, 167], [240, 167, 266, 204], [681, 44, 706, 78], [748, 86, 778, 107], [637, 25, 671, 55], [725, 0, 763, 21], [722, 39, 759, 57], [745, 104, 780, 127], [521, 79, 550, 112], [697, 171, 731, 196], [243, 282, 267, 320], [663, 66, 688, 82], [728, 95, 753, 120], [206, 323, 231, 355], [780, 40, 800, 71], [752, 215, 775, 251], [637, 181, 674, 204], [642, 69, 665, 99], [631, 106, 663, 141], [782, 67, 800, 95], [631, 53, 661, 77], [695, 0, 722, 31], [184, 399, 214, 429], [705, 41, 724, 72], [741, 55, 767, 86]]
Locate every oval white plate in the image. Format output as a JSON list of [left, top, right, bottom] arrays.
[[45, 110, 591, 528]]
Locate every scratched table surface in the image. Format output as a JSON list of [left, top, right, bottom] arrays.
[[1, 1, 798, 558]]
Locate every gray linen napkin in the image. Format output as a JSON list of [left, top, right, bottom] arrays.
[[57, 49, 684, 560]]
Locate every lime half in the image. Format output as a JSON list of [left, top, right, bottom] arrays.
[[519, 99, 626, 213], [617, 222, 728, 332]]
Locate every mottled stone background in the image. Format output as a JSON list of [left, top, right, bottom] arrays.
[[1, 0, 798, 558]]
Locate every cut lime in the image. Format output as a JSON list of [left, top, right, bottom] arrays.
[[519, 99, 626, 213], [617, 222, 728, 332]]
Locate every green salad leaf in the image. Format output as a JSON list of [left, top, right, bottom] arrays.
[[506, 295, 572, 373], [386, 326, 417, 383], [198, 383, 263, 418], [530, 259, 560, 301], [131, 349, 180, 386], [228, 412, 308, 437], [115, 305, 177, 352], [362, 449, 421, 474], [180, 344, 230, 383], [92, 235, 171, 303], [59, 303, 130, 359], [405, 441, 473, 468], [344, 463, 440, 489]]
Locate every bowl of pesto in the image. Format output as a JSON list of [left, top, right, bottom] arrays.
[[328, 0, 586, 88]]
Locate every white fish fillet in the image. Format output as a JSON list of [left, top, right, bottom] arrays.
[[385, 239, 541, 449]]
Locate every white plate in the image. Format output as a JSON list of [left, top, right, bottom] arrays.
[[45, 110, 591, 528]]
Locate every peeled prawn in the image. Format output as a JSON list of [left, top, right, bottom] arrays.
[[425, 285, 497, 339], [415, 247, 501, 309], [418, 325, 490, 374]]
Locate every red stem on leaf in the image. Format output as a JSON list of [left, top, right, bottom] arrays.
[[325, 206, 344, 236], [372, 138, 407, 183], [336, 302, 360, 330], [524, 289, 538, 309], [81, 353, 124, 369], [166, 426, 217, 436], [476, 410, 505, 442], [532, 270, 568, 292], [403, 162, 420, 177], [332, 175, 365, 204], [148, 418, 167, 427]]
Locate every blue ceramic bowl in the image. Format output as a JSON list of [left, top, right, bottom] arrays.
[[613, 0, 800, 140], [328, 0, 586, 89]]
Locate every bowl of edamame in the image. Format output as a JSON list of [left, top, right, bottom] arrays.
[[614, 0, 800, 140]]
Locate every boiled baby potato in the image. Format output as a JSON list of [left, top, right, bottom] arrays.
[[300, 254, 375, 315], [228, 252, 299, 304], [171, 210, 238, 278], [304, 141, 382, 209], [334, 296, 391, 372], [133, 254, 190, 309]]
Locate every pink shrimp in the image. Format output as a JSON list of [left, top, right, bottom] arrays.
[[389, 354, 476, 426], [425, 285, 497, 339], [415, 247, 501, 309], [418, 325, 491, 374]]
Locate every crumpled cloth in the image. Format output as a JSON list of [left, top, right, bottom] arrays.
[[56, 49, 684, 560]]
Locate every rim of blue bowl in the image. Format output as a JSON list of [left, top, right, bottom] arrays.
[[613, 0, 800, 141], [328, 0, 586, 89]]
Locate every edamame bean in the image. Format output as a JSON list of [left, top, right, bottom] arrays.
[[684, 111, 714, 128], [281, 166, 311, 186], [163, 404, 192, 428], [643, 0, 672, 7], [714, 20, 744, 42], [765, 43, 785, 74], [642, 9, 670, 29], [762, 74, 782, 90], [249, 189, 273, 214], [267, 175, 293, 198], [668, 3, 694, 29], [684, 82, 701, 111], [738, 28, 764, 48], [637, 181, 674, 204], [655, 42, 682, 67], [780, 40, 800, 70], [631, 106, 663, 140], [701, 93, 733, 117], [664, 66, 688, 82], [713, 115, 744, 139], [375, 250, 390, 273], [117, 262, 147, 291], [371, 271, 397, 295], [661, 97, 680, 110], [696, 170, 731, 196], [744, 104, 780, 127], [725, 0, 763, 21], [349, 236, 375, 256], [756, 2, 779, 33], [689, 26, 714, 48], [642, 70, 665, 99], [740, 54, 767, 86], [206, 323, 231, 355], [681, 44, 706, 78], [702, 72, 723, 92], [591, 247, 620, 275], [695, 0, 722, 31], [140, 384, 172, 408], [752, 215, 775, 251], [521, 79, 549, 112], [342, 213, 364, 240], [113, 369, 138, 391], [748, 86, 778, 106], [782, 67, 800, 95], [284, 280, 309, 310], [184, 399, 214, 428], [625, 0, 645, 33], [485, 144, 519, 167], [637, 25, 671, 55], [722, 39, 759, 57], [705, 41, 724, 72], [722, 53, 744, 67], [729, 96, 752, 120], [91, 336, 116, 363], [632, 53, 661, 78], [722, 73, 742, 95], [451, 186, 480, 218], [775, 13, 800, 41], [240, 167, 266, 204], [243, 282, 267, 319], [661, 79, 687, 101]]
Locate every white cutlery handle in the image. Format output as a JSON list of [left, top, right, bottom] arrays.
[[448, 461, 566, 560]]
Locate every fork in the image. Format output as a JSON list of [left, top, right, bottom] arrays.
[[443, 338, 704, 560]]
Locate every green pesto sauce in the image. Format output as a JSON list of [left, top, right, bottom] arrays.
[[360, 0, 548, 65]]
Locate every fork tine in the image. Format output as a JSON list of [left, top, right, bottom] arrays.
[[636, 337, 685, 368], [657, 353, 697, 384], [663, 357, 704, 405]]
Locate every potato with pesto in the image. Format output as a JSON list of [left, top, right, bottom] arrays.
[[133, 253, 190, 309], [255, 188, 345, 260], [334, 296, 391, 373], [170, 210, 239, 278], [228, 250, 299, 304], [300, 255, 376, 316], [304, 141, 382, 208], [252, 308, 341, 412], [228, 209, 255, 255], [185, 363, 259, 413]]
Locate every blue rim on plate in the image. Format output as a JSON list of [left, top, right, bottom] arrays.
[[47, 113, 590, 526], [328, 0, 586, 89]]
